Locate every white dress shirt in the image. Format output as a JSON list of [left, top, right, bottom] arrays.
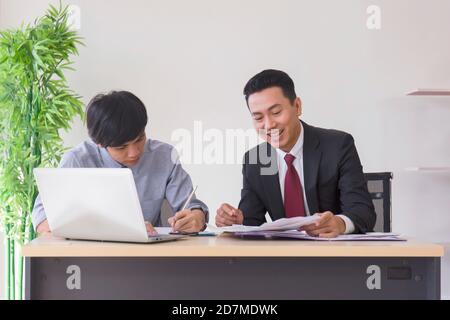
[[275, 122, 355, 234]]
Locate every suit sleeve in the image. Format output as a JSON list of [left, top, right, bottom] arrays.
[[238, 161, 267, 226], [338, 134, 376, 233]]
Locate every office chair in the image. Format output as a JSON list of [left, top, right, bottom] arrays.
[[160, 199, 174, 227], [364, 172, 393, 232]]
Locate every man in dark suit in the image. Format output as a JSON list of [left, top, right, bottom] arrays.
[[216, 69, 375, 237]]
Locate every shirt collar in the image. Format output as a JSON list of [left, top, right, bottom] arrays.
[[99, 145, 126, 168], [276, 121, 304, 160], [99, 139, 152, 169]]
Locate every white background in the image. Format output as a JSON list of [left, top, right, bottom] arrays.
[[1, 0, 449, 299]]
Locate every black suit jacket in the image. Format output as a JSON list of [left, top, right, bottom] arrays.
[[238, 121, 376, 233]]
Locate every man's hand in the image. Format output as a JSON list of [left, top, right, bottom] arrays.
[[299, 211, 346, 238], [145, 221, 157, 236], [215, 203, 244, 227], [36, 219, 51, 235], [168, 209, 206, 233]]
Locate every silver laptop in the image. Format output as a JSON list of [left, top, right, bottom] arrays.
[[33, 168, 185, 243]]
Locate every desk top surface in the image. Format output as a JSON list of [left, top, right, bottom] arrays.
[[21, 234, 444, 257]]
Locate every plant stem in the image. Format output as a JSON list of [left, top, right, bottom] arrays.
[[18, 248, 23, 300], [5, 226, 10, 300], [10, 237, 15, 300]]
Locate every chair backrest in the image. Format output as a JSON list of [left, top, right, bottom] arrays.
[[160, 199, 173, 227], [364, 172, 393, 232]]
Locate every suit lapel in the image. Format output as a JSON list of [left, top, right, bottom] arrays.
[[258, 121, 322, 219], [259, 143, 285, 220], [302, 121, 321, 214]]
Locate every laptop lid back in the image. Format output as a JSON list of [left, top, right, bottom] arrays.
[[34, 168, 149, 242]]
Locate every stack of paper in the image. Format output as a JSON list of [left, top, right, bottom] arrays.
[[207, 215, 320, 233], [207, 217, 405, 241], [233, 230, 405, 241]]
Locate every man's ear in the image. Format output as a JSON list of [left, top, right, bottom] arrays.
[[295, 97, 302, 117]]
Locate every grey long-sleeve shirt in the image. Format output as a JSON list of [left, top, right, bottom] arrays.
[[31, 139, 209, 230]]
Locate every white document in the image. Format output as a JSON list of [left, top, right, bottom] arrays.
[[207, 215, 320, 233], [155, 227, 172, 235]]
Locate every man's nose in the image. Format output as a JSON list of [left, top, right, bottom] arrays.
[[264, 117, 276, 131], [127, 145, 140, 158]]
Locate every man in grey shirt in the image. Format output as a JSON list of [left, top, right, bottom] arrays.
[[33, 91, 208, 235]]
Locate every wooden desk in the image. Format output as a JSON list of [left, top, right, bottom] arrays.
[[22, 235, 444, 299]]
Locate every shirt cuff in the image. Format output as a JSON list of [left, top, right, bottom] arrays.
[[188, 205, 209, 222], [337, 214, 355, 234], [32, 214, 47, 232]]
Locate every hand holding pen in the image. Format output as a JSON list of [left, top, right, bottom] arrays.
[[168, 186, 205, 234]]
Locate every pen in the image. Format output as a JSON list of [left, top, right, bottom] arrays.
[[182, 185, 198, 210], [170, 185, 198, 234]]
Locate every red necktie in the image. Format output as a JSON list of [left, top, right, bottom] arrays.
[[284, 154, 306, 217]]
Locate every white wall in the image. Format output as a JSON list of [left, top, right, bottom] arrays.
[[1, 0, 449, 299]]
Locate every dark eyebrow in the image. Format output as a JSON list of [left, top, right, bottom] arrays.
[[117, 133, 145, 147], [136, 132, 145, 139], [251, 104, 282, 116]]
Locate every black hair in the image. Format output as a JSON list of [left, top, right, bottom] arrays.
[[243, 69, 297, 106], [86, 91, 148, 147]]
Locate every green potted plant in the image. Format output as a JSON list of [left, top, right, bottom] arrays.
[[0, 3, 84, 299]]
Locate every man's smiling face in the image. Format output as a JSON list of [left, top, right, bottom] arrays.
[[248, 86, 302, 152]]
